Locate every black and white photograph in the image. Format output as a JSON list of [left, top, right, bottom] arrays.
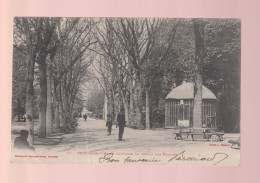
[[11, 17, 240, 165]]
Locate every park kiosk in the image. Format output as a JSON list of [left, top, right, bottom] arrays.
[[165, 82, 217, 128]]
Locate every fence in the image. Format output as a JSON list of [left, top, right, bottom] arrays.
[[165, 99, 216, 128]]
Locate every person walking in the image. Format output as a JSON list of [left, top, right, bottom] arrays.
[[117, 108, 126, 141], [83, 113, 87, 121], [106, 114, 113, 135]]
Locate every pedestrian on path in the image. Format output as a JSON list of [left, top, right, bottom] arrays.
[[106, 114, 113, 135], [83, 113, 87, 121], [117, 108, 126, 141]]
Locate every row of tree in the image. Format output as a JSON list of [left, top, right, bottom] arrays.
[[89, 18, 240, 132], [12, 17, 240, 146], [13, 18, 97, 144]]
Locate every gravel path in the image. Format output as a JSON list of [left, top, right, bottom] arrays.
[[12, 118, 240, 165]]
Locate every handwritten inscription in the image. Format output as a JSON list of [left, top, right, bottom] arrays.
[[168, 150, 229, 165], [124, 156, 161, 163], [99, 153, 161, 163], [99, 150, 229, 165], [99, 153, 120, 163]]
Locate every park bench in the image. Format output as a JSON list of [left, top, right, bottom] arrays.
[[173, 127, 191, 140], [189, 131, 224, 141], [174, 127, 224, 141], [189, 128, 224, 141]]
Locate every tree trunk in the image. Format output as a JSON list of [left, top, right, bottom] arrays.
[[121, 92, 129, 126], [103, 94, 108, 121], [135, 79, 143, 128], [38, 58, 47, 138], [59, 82, 65, 128], [193, 73, 203, 127], [46, 61, 53, 136], [54, 59, 61, 130], [110, 91, 116, 122], [23, 18, 35, 145], [25, 55, 35, 144], [62, 83, 70, 129], [129, 78, 134, 125], [53, 85, 60, 130], [192, 19, 206, 128], [145, 90, 150, 129]]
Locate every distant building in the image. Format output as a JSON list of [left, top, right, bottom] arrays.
[[165, 83, 217, 128]]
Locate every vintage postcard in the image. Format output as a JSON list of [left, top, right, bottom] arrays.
[[11, 17, 240, 165]]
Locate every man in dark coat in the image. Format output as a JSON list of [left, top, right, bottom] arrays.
[[117, 109, 126, 141], [83, 114, 87, 121], [13, 130, 35, 151]]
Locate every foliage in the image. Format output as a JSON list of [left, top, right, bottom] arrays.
[[12, 17, 241, 135]]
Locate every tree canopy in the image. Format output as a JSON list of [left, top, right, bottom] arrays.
[[12, 17, 240, 142]]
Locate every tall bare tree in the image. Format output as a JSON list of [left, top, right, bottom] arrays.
[[106, 18, 178, 129], [192, 19, 206, 128], [13, 18, 41, 144], [52, 18, 96, 132]]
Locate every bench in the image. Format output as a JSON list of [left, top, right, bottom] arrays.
[[173, 128, 224, 141], [173, 131, 191, 140], [173, 127, 192, 140], [189, 132, 224, 141]]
